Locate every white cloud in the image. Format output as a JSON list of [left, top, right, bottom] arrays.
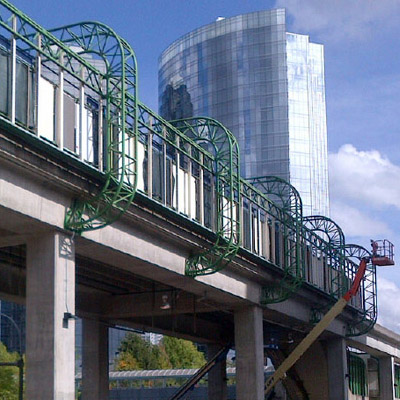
[[275, 0, 400, 42], [377, 277, 400, 334], [330, 202, 391, 238], [329, 144, 400, 210]]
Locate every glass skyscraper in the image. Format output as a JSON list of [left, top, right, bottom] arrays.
[[158, 9, 329, 216]]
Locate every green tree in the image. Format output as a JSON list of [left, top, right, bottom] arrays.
[[115, 334, 207, 389], [161, 336, 205, 369], [115, 333, 170, 371], [116, 351, 141, 371], [115, 334, 206, 371], [0, 342, 19, 400]]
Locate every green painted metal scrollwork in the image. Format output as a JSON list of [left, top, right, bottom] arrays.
[[171, 117, 241, 276], [303, 216, 346, 298], [48, 22, 138, 232], [0, 1, 138, 233], [248, 176, 305, 303], [344, 244, 377, 336], [247, 176, 303, 223]]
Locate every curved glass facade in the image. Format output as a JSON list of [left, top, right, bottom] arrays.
[[158, 9, 329, 216]]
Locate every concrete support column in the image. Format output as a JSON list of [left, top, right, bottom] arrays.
[[379, 356, 395, 400], [326, 338, 348, 400], [207, 344, 227, 400], [26, 232, 75, 400], [234, 306, 264, 400], [82, 319, 109, 400]]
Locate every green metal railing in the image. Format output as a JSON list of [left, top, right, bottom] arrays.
[[303, 216, 346, 298], [49, 22, 138, 233], [171, 117, 241, 276], [0, 0, 380, 336], [0, 0, 139, 233], [345, 245, 377, 336], [248, 176, 303, 222], [248, 176, 305, 303]]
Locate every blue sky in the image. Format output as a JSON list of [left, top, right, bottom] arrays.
[[10, 0, 400, 331]]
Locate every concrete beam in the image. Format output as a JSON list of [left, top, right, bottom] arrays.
[[0, 234, 27, 248], [102, 291, 218, 318], [0, 140, 371, 336], [26, 232, 75, 400], [0, 263, 25, 301], [113, 313, 233, 344], [76, 289, 106, 316], [349, 324, 400, 360]]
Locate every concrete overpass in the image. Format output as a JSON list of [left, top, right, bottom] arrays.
[[0, 1, 399, 399]]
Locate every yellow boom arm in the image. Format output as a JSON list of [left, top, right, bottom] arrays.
[[265, 258, 368, 396]]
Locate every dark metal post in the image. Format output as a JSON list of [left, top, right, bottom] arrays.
[[18, 357, 23, 400]]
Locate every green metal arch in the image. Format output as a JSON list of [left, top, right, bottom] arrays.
[[345, 244, 371, 261], [303, 215, 345, 250], [0, 2, 138, 233], [344, 244, 377, 337], [255, 177, 304, 304], [171, 117, 241, 276], [303, 215, 347, 297], [247, 176, 303, 223], [45, 22, 139, 233]]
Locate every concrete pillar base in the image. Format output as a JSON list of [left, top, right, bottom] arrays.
[[234, 306, 264, 400], [379, 356, 395, 400], [326, 337, 348, 400], [26, 232, 75, 400]]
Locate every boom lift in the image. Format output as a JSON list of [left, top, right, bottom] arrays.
[[265, 239, 395, 397]]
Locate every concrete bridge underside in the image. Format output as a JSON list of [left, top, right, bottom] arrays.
[[0, 126, 399, 400]]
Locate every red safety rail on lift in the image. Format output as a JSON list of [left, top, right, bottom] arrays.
[[371, 239, 395, 266]]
